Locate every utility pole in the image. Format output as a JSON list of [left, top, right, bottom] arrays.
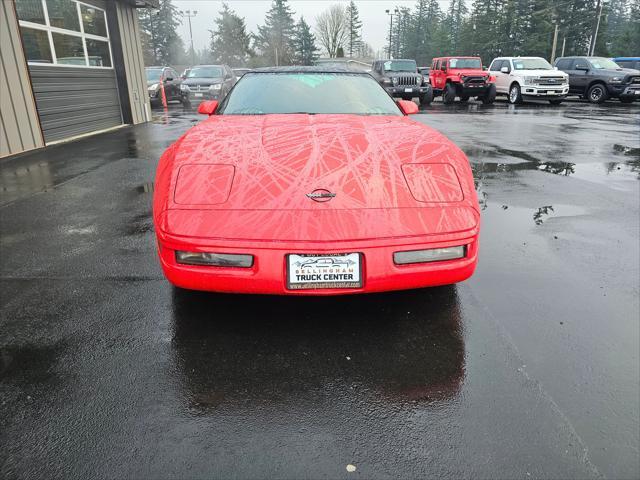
[[550, 24, 559, 63], [180, 10, 197, 65], [561, 37, 566, 57], [588, 0, 603, 56], [385, 8, 398, 59]]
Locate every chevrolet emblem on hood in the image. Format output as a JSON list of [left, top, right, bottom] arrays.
[[306, 189, 336, 202]]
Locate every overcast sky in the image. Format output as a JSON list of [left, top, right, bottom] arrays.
[[173, 0, 450, 56]]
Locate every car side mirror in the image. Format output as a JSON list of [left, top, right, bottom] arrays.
[[397, 100, 419, 115], [197, 100, 218, 115], [164, 77, 173, 82], [500, 66, 509, 73]]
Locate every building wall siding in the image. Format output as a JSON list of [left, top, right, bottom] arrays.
[[115, 1, 151, 125], [28, 66, 123, 143], [0, 0, 44, 158]]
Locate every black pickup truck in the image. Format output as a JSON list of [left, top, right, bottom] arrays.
[[370, 59, 433, 106], [554, 56, 640, 103]]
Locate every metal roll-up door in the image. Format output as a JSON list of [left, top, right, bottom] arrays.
[[29, 65, 123, 143]]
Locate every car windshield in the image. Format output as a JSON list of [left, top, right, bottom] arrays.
[[219, 73, 402, 116], [449, 58, 482, 69], [146, 69, 162, 81], [513, 58, 553, 70], [188, 66, 224, 78], [383, 60, 417, 72], [589, 58, 622, 70]]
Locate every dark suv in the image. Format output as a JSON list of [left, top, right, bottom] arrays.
[[146, 66, 185, 106], [555, 56, 640, 103], [181, 64, 236, 103], [370, 59, 433, 106]]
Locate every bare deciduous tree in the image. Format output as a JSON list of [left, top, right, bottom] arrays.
[[315, 4, 349, 58]]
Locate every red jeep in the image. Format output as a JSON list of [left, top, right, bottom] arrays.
[[429, 57, 496, 104]]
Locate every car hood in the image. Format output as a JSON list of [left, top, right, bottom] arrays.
[[515, 69, 567, 77], [153, 114, 480, 240], [182, 77, 224, 85]]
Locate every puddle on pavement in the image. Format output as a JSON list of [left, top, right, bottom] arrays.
[[483, 202, 587, 229]]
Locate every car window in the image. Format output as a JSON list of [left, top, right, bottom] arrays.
[[489, 60, 500, 71], [555, 59, 570, 70], [383, 60, 417, 72], [449, 58, 482, 69], [146, 68, 162, 82], [219, 73, 402, 116], [513, 58, 552, 70], [589, 57, 621, 69], [188, 66, 224, 78]]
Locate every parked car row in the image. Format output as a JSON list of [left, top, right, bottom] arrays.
[[371, 55, 639, 106], [145, 65, 254, 107]]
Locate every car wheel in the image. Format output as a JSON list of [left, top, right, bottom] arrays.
[[443, 83, 456, 104], [549, 99, 563, 105], [619, 97, 634, 104], [480, 84, 497, 105], [508, 83, 523, 104], [587, 83, 608, 103], [459, 95, 469, 103], [419, 89, 433, 106]]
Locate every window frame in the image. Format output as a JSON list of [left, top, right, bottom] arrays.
[[18, 0, 113, 69]]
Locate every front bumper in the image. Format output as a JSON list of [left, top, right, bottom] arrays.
[[522, 85, 569, 97], [156, 233, 479, 295], [185, 90, 221, 102], [385, 86, 431, 97], [614, 84, 640, 98]]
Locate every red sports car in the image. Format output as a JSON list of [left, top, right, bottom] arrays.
[[153, 67, 480, 295]]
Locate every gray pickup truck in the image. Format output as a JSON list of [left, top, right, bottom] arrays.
[[554, 56, 640, 103], [370, 59, 433, 106]]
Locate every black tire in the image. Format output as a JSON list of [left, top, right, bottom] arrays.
[[549, 99, 563, 105], [619, 97, 635, 104], [508, 83, 523, 104], [480, 83, 497, 105], [443, 83, 456, 104], [459, 95, 469, 103], [587, 83, 608, 103], [419, 89, 433, 106]]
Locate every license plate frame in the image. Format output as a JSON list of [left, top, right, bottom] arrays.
[[286, 253, 363, 290], [194, 92, 203, 98], [404, 88, 413, 93]]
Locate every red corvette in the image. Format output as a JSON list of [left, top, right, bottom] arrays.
[[153, 67, 480, 295]]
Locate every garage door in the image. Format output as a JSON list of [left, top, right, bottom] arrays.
[[29, 65, 122, 143]]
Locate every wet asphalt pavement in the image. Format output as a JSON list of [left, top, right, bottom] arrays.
[[1, 99, 638, 479]]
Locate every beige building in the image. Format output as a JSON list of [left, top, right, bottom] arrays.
[[1, 0, 157, 158]]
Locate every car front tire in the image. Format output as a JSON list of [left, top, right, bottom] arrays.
[[480, 84, 497, 105], [419, 89, 433, 106], [443, 83, 456, 104], [587, 83, 608, 104], [508, 84, 523, 104]]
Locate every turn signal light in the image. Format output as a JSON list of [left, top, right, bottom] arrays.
[[176, 251, 254, 267], [393, 246, 466, 265]]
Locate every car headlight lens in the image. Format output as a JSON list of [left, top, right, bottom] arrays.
[[382, 78, 392, 85], [180, 84, 189, 91], [176, 251, 254, 267], [523, 76, 537, 85], [392, 77, 398, 85], [609, 77, 623, 84], [148, 83, 158, 90], [210, 84, 223, 91], [393, 246, 466, 265]]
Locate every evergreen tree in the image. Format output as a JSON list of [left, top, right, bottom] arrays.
[[138, 0, 184, 66], [210, 3, 252, 66], [292, 17, 319, 65], [254, 0, 297, 66], [346, 1, 363, 57]]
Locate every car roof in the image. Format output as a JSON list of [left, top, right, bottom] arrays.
[[613, 57, 640, 61], [250, 65, 369, 74], [493, 56, 545, 60], [434, 56, 480, 59]]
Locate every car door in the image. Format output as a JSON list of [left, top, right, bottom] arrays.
[[571, 58, 591, 94], [162, 68, 175, 99], [169, 69, 180, 99], [433, 59, 444, 90], [490, 60, 507, 93]]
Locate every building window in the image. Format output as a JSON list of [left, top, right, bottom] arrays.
[[16, 0, 113, 69]]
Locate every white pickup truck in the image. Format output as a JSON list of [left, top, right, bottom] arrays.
[[488, 57, 570, 104]]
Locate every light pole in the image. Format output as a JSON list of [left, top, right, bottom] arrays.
[[180, 10, 197, 65], [385, 8, 398, 60]]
